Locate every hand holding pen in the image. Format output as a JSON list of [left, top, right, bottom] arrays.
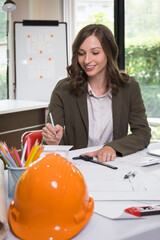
[[42, 112, 64, 145]]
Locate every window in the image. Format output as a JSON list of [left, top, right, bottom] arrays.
[[74, 0, 114, 34], [0, 1, 7, 99], [125, 0, 160, 141]]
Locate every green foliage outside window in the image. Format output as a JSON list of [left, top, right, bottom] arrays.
[[0, 2, 7, 100], [125, 35, 160, 118], [0, 65, 7, 99], [0, 9, 7, 42], [88, 12, 113, 32]]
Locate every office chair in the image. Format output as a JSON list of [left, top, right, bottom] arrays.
[[21, 130, 43, 160]]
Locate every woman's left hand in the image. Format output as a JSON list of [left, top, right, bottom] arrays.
[[85, 146, 116, 162]]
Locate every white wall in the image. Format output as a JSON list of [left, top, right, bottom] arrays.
[[9, 0, 63, 98]]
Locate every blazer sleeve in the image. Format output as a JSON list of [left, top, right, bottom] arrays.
[[47, 78, 88, 148], [105, 78, 151, 156], [47, 79, 67, 144]]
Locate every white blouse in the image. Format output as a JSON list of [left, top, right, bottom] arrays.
[[87, 83, 113, 147]]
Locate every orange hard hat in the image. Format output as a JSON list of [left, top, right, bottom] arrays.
[[8, 153, 94, 240]]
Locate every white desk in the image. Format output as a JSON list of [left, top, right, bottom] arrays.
[[0, 99, 48, 114], [5, 143, 160, 240]]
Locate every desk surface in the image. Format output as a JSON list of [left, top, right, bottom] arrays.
[[0, 99, 48, 114], [5, 143, 160, 240]]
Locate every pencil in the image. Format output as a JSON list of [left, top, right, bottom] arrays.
[[13, 147, 23, 167], [24, 146, 35, 167], [25, 145, 40, 167], [26, 137, 31, 160], [11, 147, 20, 167], [32, 146, 43, 162], [0, 150, 10, 166], [24, 140, 39, 167], [21, 138, 28, 165], [6, 151, 17, 167]]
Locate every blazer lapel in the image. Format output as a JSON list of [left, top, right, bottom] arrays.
[[112, 91, 122, 139], [76, 94, 88, 133]]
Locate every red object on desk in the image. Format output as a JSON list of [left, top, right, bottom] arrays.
[[125, 205, 160, 217], [21, 130, 42, 160]]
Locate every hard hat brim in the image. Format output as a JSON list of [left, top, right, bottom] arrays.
[[8, 196, 94, 240]]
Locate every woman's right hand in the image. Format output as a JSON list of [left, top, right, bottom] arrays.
[[42, 123, 64, 145]]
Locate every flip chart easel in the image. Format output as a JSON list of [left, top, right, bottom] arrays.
[[14, 20, 68, 101]]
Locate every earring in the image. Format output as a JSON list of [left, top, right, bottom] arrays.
[[79, 69, 83, 75]]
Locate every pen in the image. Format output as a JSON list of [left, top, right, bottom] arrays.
[[73, 155, 118, 170], [49, 112, 54, 127]]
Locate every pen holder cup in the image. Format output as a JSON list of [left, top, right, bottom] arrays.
[[7, 166, 27, 199]]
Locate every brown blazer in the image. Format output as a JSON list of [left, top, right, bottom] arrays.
[[48, 77, 151, 156]]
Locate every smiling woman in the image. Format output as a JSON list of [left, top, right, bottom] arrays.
[[42, 23, 151, 162], [67, 24, 129, 96], [77, 35, 107, 91]]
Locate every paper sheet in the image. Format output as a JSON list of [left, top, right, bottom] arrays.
[[94, 201, 143, 219], [43, 145, 73, 151], [0, 159, 9, 240], [94, 200, 160, 219], [41, 145, 73, 158], [119, 144, 160, 167], [70, 159, 160, 200]]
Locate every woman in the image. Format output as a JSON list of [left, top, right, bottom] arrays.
[[42, 24, 151, 162]]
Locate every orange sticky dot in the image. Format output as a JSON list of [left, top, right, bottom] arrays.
[[27, 35, 31, 38], [51, 34, 53, 37], [40, 50, 42, 54], [40, 75, 43, 79], [29, 58, 32, 61], [49, 58, 52, 61]]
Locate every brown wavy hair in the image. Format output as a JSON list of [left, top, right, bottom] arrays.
[[67, 24, 129, 96]]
